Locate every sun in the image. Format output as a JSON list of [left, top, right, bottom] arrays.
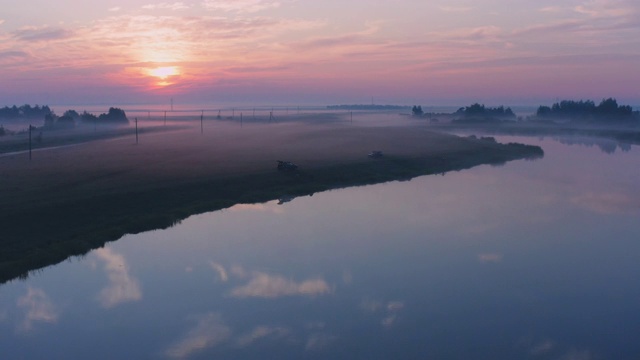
[[148, 66, 180, 80]]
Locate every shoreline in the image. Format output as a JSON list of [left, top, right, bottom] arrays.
[[0, 122, 543, 284], [428, 121, 640, 145]]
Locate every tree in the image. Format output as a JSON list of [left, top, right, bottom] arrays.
[[98, 107, 129, 124], [56, 115, 75, 128], [81, 111, 98, 123], [412, 105, 424, 116], [63, 109, 80, 120]]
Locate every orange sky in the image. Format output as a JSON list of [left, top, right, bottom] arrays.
[[1, 0, 639, 106]]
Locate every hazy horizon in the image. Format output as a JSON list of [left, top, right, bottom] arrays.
[[1, 0, 639, 106]]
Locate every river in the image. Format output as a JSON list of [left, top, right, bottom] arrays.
[[1, 134, 639, 359]]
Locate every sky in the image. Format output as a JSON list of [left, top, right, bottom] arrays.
[[1, 0, 639, 107]]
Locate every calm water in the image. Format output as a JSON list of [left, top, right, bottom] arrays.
[[1, 135, 639, 359]]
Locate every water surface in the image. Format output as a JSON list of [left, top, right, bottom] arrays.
[[1, 136, 639, 359]]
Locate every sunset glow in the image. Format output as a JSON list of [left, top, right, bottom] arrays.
[[1, 0, 639, 105], [148, 66, 179, 80]]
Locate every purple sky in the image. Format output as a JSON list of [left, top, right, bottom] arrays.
[[1, 0, 639, 106]]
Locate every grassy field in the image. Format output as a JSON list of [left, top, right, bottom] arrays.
[[0, 117, 543, 284]]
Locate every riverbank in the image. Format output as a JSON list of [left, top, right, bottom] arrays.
[[0, 121, 543, 283], [428, 121, 640, 146]]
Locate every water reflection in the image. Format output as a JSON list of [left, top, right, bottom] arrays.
[[235, 326, 291, 347], [165, 313, 231, 359], [209, 261, 229, 282], [94, 248, 142, 308], [360, 300, 405, 328], [229, 270, 331, 299], [554, 135, 632, 154], [571, 191, 640, 215], [1, 136, 639, 359], [16, 287, 58, 333]]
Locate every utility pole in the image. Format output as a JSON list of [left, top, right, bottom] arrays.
[[201, 111, 204, 134], [135, 118, 139, 144], [29, 124, 32, 160]]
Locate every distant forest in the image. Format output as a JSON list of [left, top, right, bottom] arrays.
[[327, 104, 407, 110], [455, 103, 516, 118], [536, 98, 638, 123], [0, 104, 53, 120], [0, 105, 129, 130]]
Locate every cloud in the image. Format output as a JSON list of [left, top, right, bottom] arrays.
[[539, 6, 563, 13], [0, 19, 5, 25], [94, 247, 142, 308], [209, 261, 229, 282], [142, 2, 190, 11], [166, 313, 231, 358], [573, 0, 637, 18], [230, 272, 331, 298], [108, 7, 121, 12], [16, 287, 58, 332], [515, 0, 640, 39], [12, 26, 75, 42], [235, 326, 290, 347], [224, 65, 290, 74], [292, 22, 381, 51], [449, 25, 503, 41], [202, 0, 282, 13], [0, 50, 29, 60], [294, 33, 368, 50], [513, 19, 587, 37], [439, 6, 473, 12]]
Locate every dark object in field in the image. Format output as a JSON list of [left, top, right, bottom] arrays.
[[277, 160, 298, 171], [368, 150, 384, 158]]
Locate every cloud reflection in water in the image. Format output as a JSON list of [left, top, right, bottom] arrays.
[[209, 261, 229, 282], [235, 326, 291, 347], [16, 287, 58, 332], [230, 272, 331, 298], [165, 313, 231, 359], [94, 247, 142, 308], [571, 192, 640, 215], [360, 299, 405, 328]]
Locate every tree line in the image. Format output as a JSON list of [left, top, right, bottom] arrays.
[[455, 103, 516, 118], [44, 108, 129, 128], [0, 104, 129, 130], [536, 98, 637, 122], [0, 104, 53, 120]]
